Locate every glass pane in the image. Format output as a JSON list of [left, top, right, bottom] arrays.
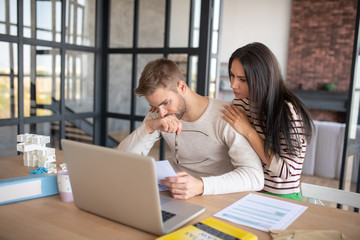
[[347, 134, 360, 194], [217, 62, 233, 102], [169, 0, 190, 47], [110, 0, 134, 48], [23, 0, 31, 37], [66, 0, 96, 46], [191, 0, 201, 48], [24, 45, 60, 117], [349, 60, 360, 139], [189, 55, 198, 92], [24, 122, 60, 149], [65, 50, 94, 113], [23, 76, 30, 117], [210, 0, 220, 99], [138, 0, 165, 48], [135, 54, 163, 116], [168, 53, 188, 82], [107, 118, 130, 148], [342, 47, 360, 199], [64, 118, 93, 144], [135, 120, 142, 128], [108, 54, 132, 114], [213, 0, 220, 31], [24, 0, 62, 41], [0, 42, 18, 119], [0, 0, 17, 35], [0, 41, 18, 75], [211, 31, 219, 54], [0, 126, 17, 158], [209, 58, 217, 98], [0, 76, 17, 119]]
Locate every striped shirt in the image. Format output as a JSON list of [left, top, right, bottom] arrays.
[[232, 98, 307, 194]]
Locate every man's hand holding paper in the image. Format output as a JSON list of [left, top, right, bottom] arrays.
[[155, 160, 204, 199], [160, 171, 204, 200]]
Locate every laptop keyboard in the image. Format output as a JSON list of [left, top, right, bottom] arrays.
[[161, 210, 176, 222]]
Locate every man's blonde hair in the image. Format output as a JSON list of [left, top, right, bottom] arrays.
[[134, 58, 184, 96]]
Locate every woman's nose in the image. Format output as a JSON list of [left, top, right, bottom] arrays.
[[230, 79, 238, 89]]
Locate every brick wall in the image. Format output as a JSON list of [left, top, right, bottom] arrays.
[[286, 0, 357, 122]]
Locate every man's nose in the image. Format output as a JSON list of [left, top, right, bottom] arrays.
[[158, 107, 167, 117]]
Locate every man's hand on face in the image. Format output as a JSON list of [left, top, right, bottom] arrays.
[[145, 114, 182, 135]]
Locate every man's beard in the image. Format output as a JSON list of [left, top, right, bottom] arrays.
[[175, 95, 186, 120]]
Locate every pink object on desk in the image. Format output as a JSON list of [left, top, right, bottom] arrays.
[[57, 170, 74, 202]]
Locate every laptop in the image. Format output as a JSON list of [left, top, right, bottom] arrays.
[[61, 139, 205, 236]]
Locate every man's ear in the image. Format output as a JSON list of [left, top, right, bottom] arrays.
[[177, 80, 187, 94]]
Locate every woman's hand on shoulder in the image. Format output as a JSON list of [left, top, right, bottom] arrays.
[[221, 104, 253, 137]]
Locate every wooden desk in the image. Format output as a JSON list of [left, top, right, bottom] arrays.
[[1, 153, 359, 240]]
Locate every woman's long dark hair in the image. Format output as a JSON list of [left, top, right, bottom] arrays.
[[229, 42, 313, 157]]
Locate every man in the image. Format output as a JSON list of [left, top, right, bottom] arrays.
[[117, 58, 264, 200]]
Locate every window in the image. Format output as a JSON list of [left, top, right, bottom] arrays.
[[0, 0, 218, 160], [0, 0, 97, 157]]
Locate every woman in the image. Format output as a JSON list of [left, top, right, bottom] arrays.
[[222, 42, 313, 201]]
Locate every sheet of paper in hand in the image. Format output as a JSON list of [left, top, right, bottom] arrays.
[[155, 160, 177, 191]]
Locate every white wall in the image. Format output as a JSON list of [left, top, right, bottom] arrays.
[[219, 0, 292, 78]]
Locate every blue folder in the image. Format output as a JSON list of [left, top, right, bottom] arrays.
[[0, 174, 59, 205]]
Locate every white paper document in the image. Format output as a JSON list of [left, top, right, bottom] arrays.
[[214, 193, 308, 232], [154, 160, 177, 191]]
